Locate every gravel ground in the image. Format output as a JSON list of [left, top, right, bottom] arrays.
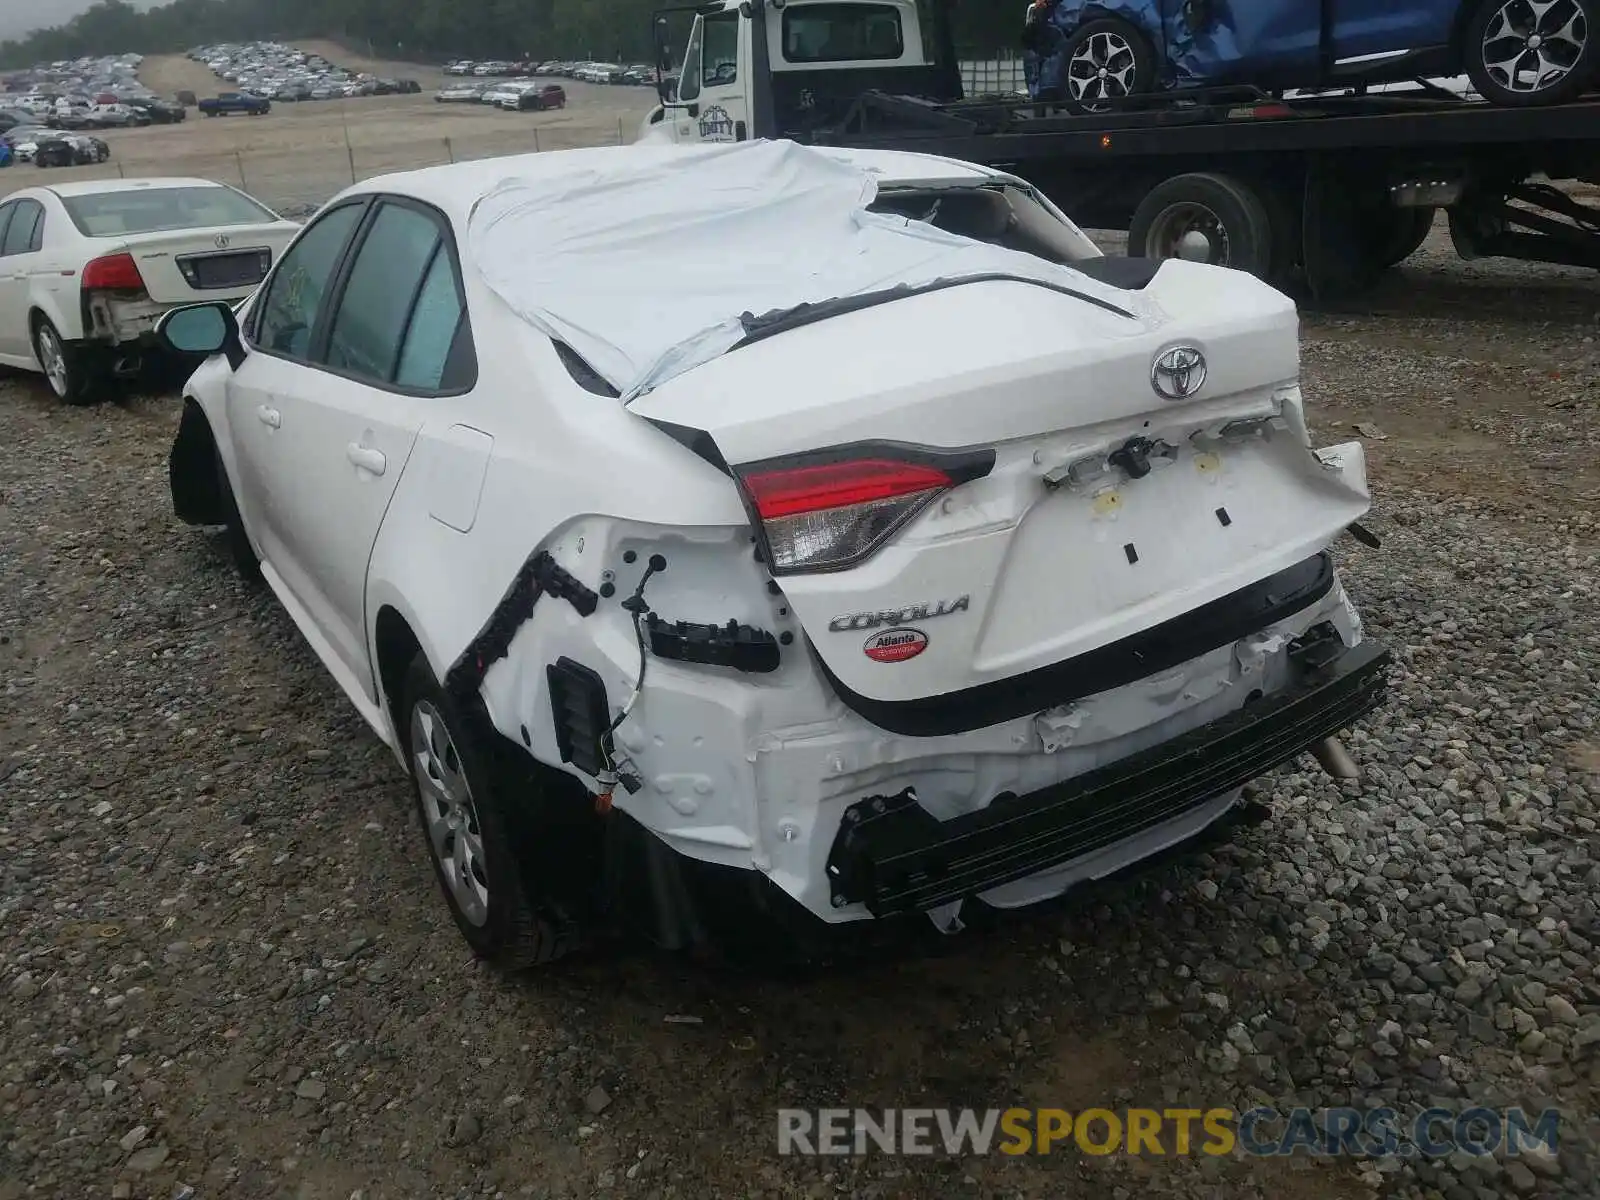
[[2, 231, 1598, 1200]]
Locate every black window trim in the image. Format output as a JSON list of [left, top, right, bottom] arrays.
[[0, 201, 16, 257], [308, 193, 478, 398], [243, 195, 372, 355]]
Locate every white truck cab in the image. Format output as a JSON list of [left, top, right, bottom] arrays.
[[640, 0, 947, 145]]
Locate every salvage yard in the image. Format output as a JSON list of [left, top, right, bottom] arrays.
[[0, 50, 655, 212], [1, 217, 1597, 1200]]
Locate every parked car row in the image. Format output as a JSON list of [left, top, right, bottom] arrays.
[[445, 59, 660, 85], [435, 81, 568, 110], [2, 56, 186, 130], [187, 41, 421, 104], [0, 125, 112, 168]]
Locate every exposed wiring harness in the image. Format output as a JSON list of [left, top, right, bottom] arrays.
[[599, 553, 665, 793]]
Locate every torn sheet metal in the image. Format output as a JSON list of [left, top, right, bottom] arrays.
[[1024, 0, 1319, 97], [464, 138, 1143, 401]]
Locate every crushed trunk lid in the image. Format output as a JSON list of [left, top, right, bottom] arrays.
[[628, 259, 1373, 717]]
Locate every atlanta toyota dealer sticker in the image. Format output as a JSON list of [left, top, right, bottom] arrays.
[[863, 628, 928, 663]]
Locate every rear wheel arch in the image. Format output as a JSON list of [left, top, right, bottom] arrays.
[[28, 304, 67, 344], [375, 604, 426, 744]]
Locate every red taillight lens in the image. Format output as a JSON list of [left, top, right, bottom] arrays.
[[740, 458, 954, 574], [81, 252, 145, 291], [744, 460, 953, 519]]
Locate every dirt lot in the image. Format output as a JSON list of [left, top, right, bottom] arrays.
[[0, 49, 658, 211], [1, 41, 1598, 1200]]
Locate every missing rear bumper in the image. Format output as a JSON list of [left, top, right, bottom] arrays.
[[824, 638, 1390, 917]]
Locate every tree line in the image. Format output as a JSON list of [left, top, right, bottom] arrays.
[[0, 0, 1016, 73]]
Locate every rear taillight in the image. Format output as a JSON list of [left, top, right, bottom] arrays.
[[81, 252, 146, 292], [740, 454, 984, 574]]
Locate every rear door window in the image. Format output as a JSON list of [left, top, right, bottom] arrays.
[[393, 246, 474, 391], [2, 200, 44, 255], [324, 201, 444, 385]]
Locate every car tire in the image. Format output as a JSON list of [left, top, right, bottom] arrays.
[[1055, 15, 1158, 114], [1463, 0, 1597, 106], [211, 444, 261, 581], [400, 652, 585, 970], [1128, 172, 1275, 277], [32, 316, 100, 406]]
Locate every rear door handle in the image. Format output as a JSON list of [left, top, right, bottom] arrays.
[[257, 405, 280, 428], [346, 443, 386, 475]]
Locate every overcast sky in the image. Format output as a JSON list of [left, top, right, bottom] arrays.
[[0, 0, 161, 41]]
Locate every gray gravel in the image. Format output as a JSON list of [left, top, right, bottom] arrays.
[[2, 233, 1598, 1200]]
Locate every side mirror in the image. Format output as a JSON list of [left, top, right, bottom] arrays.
[[656, 74, 678, 103], [157, 301, 244, 370], [653, 17, 674, 74]]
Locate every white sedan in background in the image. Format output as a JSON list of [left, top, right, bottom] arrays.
[[0, 177, 300, 404], [154, 141, 1387, 969]]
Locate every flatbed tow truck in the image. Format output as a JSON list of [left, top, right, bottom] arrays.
[[640, 0, 1600, 298]]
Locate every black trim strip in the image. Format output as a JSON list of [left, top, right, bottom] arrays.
[[732, 272, 1135, 352], [443, 551, 599, 701], [819, 552, 1337, 736], [826, 638, 1390, 915]]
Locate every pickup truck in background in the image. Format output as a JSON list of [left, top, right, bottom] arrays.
[[197, 92, 271, 117]]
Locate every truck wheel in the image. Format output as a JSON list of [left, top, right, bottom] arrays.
[[1463, 0, 1597, 107], [1058, 16, 1157, 113], [1128, 172, 1275, 277], [400, 652, 584, 970], [1370, 207, 1435, 268]]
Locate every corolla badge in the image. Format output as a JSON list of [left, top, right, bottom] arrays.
[[829, 595, 970, 633], [1151, 345, 1207, 400]]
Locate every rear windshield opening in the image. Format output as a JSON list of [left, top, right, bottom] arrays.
[[782, 3, 905, 63], [868, 184, 1100, 264], [61, 186, 278, 237]]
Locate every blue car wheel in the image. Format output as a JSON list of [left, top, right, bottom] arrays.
[[1463, 0, 1598, 107], [1056, 15, 1158, 111]]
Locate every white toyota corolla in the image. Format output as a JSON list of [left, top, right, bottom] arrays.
[[0, 177, 300, 404], [159, 139, 1390, 968]]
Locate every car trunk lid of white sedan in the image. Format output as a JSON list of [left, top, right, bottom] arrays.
[[118, 224, 296, 303], [628, 259, 1374, 712]]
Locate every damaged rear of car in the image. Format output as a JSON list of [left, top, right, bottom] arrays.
[[163, 139, 1389, 967]]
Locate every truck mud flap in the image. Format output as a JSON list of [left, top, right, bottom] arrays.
[[825, 637, 1390, 917]]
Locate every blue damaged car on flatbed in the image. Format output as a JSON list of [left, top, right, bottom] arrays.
[[1023, 0, 1597, 110]]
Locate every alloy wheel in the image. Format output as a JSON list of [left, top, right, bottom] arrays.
[[1480, 0, 1588, 94], [35, 325, 69, 399], [411, 699, 490, 926], [1066, 31, 1139, 107]]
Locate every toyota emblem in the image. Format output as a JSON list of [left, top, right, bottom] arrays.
[[1151, 346, 1207, 400], [214, 234, 230, 249]]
